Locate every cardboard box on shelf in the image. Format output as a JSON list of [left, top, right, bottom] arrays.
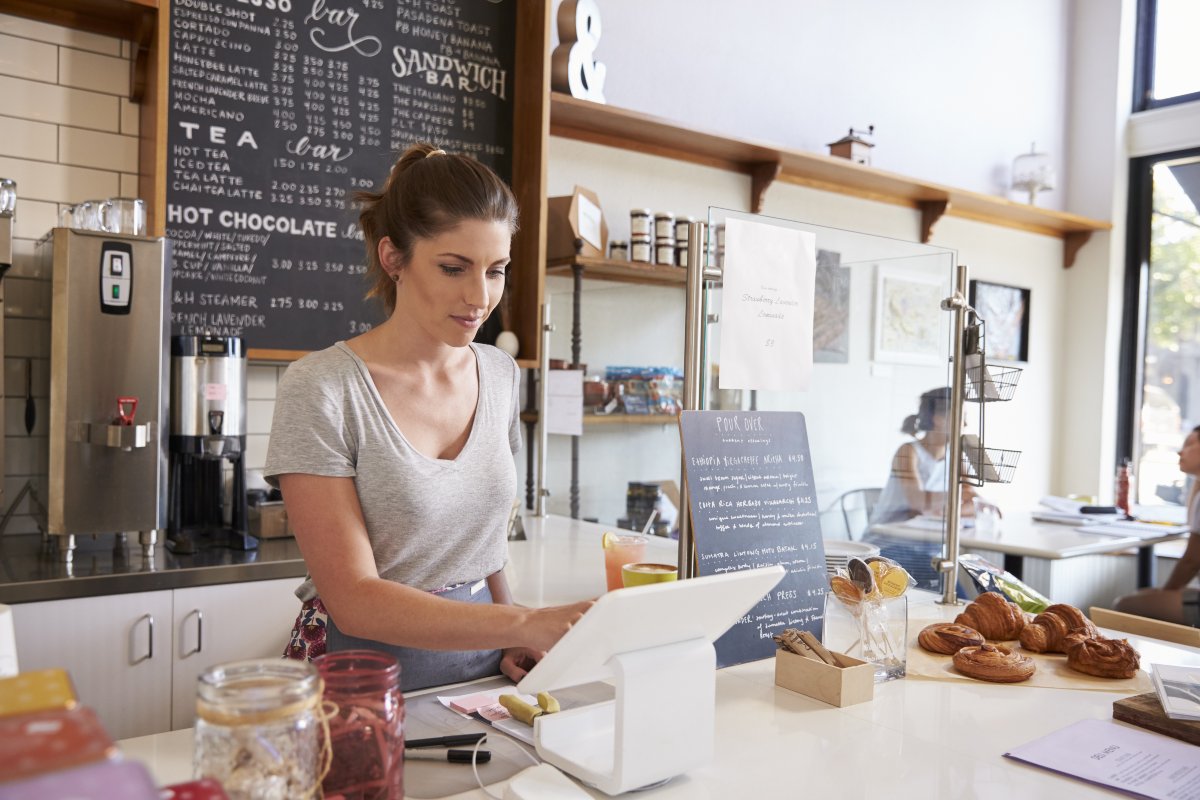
[[547, 185, 607, 261]]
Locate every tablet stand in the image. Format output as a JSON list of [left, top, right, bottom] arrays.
[[533, 637, 714, 795]]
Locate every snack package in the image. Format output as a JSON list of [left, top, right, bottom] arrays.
[[957, 553, 1051, 613]]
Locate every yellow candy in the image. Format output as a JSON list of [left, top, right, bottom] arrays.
[[872, 562, 911, 597], [499, 693, 542, 726], [537, 692, 560, 714]]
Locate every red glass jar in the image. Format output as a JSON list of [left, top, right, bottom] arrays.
[[315, 650, 404, 800]]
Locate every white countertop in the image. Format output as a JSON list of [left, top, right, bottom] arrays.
[[119, 514, 1200, 799], [871, 512, 1185, 560]]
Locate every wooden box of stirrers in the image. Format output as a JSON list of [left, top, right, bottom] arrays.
[[773, 628, 874, 707]]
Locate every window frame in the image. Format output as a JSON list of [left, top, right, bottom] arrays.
[[1133, 0, 1200, 112], [1117, 146, 1200, 474]]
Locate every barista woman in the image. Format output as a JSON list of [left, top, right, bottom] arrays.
[[1114, 426, 1200, 626], [266, 143, 591, 690]]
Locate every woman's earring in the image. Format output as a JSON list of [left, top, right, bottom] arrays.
[[392, 273, 400, 282]]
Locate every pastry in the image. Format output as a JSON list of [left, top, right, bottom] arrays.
[[954, 592, 1027, 640], [918, 623, 985, 655], [1066, 637, 1140, 679], [952, 644, 1036, 683], [1018, 604, 1100, 653]]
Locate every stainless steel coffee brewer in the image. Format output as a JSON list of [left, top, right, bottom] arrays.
[[167, 334, 254, 553], [39, 229, 171, 563]]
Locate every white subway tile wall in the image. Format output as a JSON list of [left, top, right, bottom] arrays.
[[0, 12, 146, 535]]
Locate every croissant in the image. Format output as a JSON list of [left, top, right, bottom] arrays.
[[1066, 637, 1140, 679], [918, 623, 985, 655], [953, 643, 1036, 683], [1018, 604, 1099, 653], [954, 592, 1027, 640]]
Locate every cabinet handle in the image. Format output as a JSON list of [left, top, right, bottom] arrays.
[[184, 609, 204, 656], [131, 613, 154, 664]]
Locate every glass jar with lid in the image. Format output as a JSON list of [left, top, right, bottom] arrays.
[[630, 208, 652, 237], [315, 650, 405, 800], [194, 659, 325, 800], [653, 212, 675, 240]]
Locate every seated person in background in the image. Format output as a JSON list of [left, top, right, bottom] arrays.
[[1113, 426, 1200, 626], [864, 387, 998, 590]]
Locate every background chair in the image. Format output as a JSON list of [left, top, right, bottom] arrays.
[[833, 488, 882, 541], [1089, 606, 1200, 647]]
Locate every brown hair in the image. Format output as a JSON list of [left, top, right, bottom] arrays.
[[356, 143, 519, 312]]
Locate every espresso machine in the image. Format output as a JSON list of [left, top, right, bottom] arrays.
[[167, 334, 254, 553], [38, 229, 171, 563]]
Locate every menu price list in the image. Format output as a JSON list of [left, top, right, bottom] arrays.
[[166, 0, 515, 351], [679, 411, 827, 668]]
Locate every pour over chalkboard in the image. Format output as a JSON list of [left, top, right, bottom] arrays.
[[679, 410, 827, 668], [165, 0, 516, 356]]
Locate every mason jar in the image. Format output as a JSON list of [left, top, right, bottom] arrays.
[[194, 659, 324, 800], [315, 650, 405, 800]]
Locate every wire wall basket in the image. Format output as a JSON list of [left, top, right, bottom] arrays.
[[960, 445, 1021, 485], [964, 363, 1023, 403]]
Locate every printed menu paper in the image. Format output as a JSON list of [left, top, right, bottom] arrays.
[[545, 369, 584, 436], [718, 218, 817, 392], [1005, 718, 1200, 799]]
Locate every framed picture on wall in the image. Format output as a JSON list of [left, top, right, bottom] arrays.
[[969, 280, 1031, 362], [873, 264, 946, 365]]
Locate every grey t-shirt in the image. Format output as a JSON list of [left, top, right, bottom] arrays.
[[264, 342, 520, 600]]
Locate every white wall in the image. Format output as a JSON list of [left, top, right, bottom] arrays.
[[543, 135, 1069, 524], [551, 0, 1071, 207]]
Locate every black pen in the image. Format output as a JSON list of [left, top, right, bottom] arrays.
[[406, 733, 487, 749], [405, 748, 491, 763]]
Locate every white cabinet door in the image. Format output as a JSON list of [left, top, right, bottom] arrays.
[[170, 578, 301, 730], [12, 591, 174, 740]]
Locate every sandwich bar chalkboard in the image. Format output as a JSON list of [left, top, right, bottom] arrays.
[[165, 0, 516, 356], [679, 410, 827, 668]]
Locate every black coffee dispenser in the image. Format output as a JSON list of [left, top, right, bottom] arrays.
[[167, 334, 255, 552]]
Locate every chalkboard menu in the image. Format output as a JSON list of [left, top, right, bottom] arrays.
[[679, 411, 827, 668], [166, 0, 516, 354]]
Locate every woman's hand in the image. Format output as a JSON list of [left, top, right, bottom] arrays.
[[499, 647, 542, 682], [520, 599, 594, 653]]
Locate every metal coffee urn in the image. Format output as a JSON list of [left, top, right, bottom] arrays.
[[167, 334, 255, 553], [39, 229, 170, 563]]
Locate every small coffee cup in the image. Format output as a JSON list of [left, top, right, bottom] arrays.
[[622, 562, 678, 588]]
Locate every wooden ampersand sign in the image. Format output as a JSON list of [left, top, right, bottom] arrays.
[[551, 0, 606, 103]]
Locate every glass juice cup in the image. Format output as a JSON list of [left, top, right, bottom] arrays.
[[603, 533, 647, 591]]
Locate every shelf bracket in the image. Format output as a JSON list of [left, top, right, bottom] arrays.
[[1063, 231, 1092, 269], [918, 200, 950, 243], [749, 161, 781, 214]]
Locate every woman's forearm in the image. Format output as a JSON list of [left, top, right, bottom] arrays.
[[1163, 535, 1200, 591], [326, 576, 530, 651]]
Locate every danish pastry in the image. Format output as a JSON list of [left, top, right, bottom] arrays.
[[954, 592, 1027, 641], [952, 644, 1036, 683], [1018, 604, 1099, 653], [1066, 637, 1140, 679], [918, 623, 985, 655]]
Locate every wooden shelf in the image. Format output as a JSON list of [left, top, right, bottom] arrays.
[[520, 411, 677, 427], [547, 255, 685, 286], [549, 92, 1111, 268]]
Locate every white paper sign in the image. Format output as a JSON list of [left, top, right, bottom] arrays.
[[576, 193, 603, 251], [1005, 718, 1200, 799], [546, 369, 584, 436], [717, 218, 816, 392]]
